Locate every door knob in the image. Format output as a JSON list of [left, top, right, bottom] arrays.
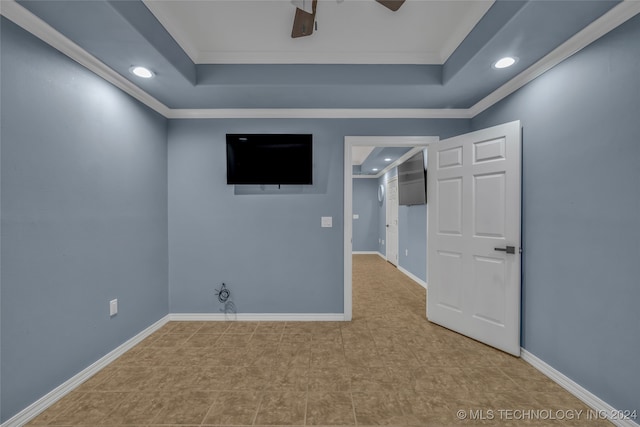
[[495, 246, 516, 254]]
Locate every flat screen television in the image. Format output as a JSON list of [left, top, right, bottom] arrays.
[[398, 150, 427, 206], [226, 134, 313, 185]]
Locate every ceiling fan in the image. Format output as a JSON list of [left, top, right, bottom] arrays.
[[291, 0, 406, 38]]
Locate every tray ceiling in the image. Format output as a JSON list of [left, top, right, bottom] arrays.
[[142, 0, 494, 64]]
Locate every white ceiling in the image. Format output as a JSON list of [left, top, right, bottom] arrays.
[[143, 0, 494, 64]]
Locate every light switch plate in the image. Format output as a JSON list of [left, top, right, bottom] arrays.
[[321, 216, 333, 228], [353, 214, 359, 219], [109, 299, 118, 317]]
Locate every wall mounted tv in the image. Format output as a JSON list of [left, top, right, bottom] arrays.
[[226, 134, 313, 185], [398, 150, 427, 206]]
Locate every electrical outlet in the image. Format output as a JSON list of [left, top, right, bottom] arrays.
[[109, 299, 118, 317], [405, 249, 409, 256]]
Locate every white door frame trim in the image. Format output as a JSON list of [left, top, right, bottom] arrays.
[[343, 136, 438, 320]]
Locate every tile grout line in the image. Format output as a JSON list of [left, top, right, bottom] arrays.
[[198, 390, 219, 427], [250, 391, 263, 426], [304, 327, 312, 426], [25, 256, 606, 427], [350, 389, 359, 426]]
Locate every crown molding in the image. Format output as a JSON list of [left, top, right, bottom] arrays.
[[141, 0, 199, 64], [142, 0, 443, 66], [438, 0, 495, 64], [193, 50, 442, 65], [0, 0, 172, 118], [142, 0, 453, 66], [3, 0, 640, 120], [469, 0, 640, 118], [166, 108, 472, 119]]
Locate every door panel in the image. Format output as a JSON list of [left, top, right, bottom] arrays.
[[473, 173, 506, 238], [437, 251, 463, 312], [473, 137, 506, 163], [472, 255, 507, 326], [427, 121, 521, 356], [438, 146, 463, 168], [436, 178, 463, 235]]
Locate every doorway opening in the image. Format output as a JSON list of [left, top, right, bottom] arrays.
[[343, 136, 438, 320]]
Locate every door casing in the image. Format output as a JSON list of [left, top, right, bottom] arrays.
[[344, 136, 437, 320]]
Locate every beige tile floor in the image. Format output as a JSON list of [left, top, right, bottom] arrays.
[[26, 255, 612, 426]]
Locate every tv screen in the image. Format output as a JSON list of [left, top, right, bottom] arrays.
[[398, 150, 427, 206], [226, 134, 313, 185]]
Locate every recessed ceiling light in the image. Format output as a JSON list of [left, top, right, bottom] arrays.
[[493, 57, 517, 69], [372, 168, 379, 172], [130, 66, 154, 78], [384, 158, 392, 162]]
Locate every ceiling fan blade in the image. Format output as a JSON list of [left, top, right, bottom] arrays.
[[291, 0, 317, 38], [376, 0, 406, 12]]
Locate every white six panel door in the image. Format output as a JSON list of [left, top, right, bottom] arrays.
[[427, 121, 521, 356]]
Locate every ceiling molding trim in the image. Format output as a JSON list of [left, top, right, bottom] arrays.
[[438, 0, 495, 64], [0, 0, 172, 118], [193, 51, 442, 65], [469, 0, 640, 118], [166, 108, 473, 119], [141, 0, 199, 64], [3, 0, 639, 120]]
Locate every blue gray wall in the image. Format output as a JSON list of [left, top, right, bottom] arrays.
[[398, 148, 428, 283], [472, 13, 640, 415], [8, 5, 639, 421], [168, 119, 466, 314], [378, 168, 428, 283], [0, 19, 169, 422], [398, 204, 428, 283], [352, 178, 379, 252]]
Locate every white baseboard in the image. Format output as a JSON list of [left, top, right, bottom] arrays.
[[398, 265, 428, 290], [6, 316, 636, 427], [3, 312, 345, 425], [2, 315, 170, 427], [521, 349, 639, 427], [169, 313, 346, 321], [356, 250, 427, 289]]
